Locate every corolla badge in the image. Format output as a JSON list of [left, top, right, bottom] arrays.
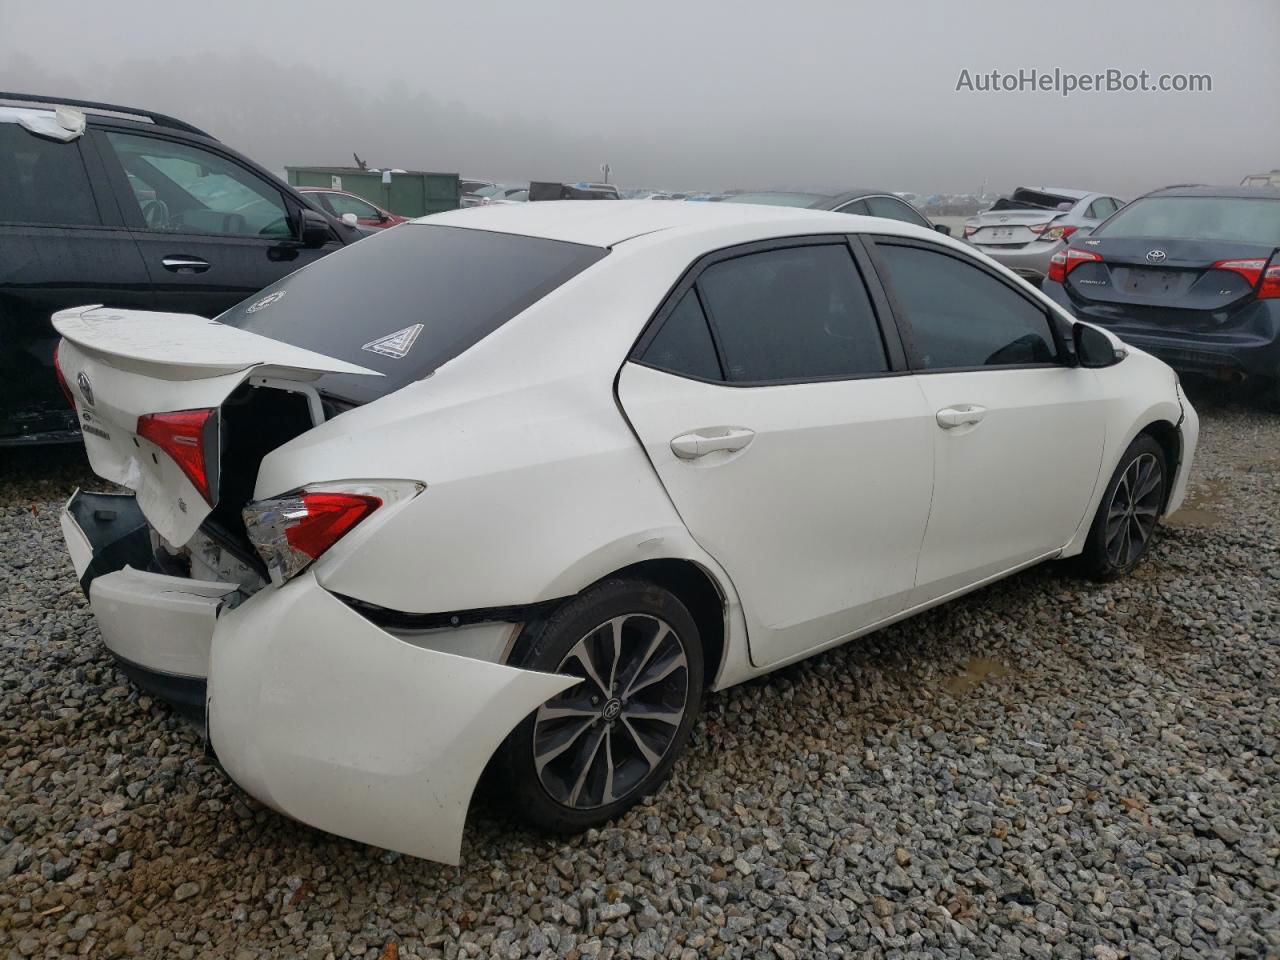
[[1146, 249, 1167, 263], [76, 371, 94, 407], [246, 290, 287, 313]]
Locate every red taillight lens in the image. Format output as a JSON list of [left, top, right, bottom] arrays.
[[1261, 264, 1280, 300], [243, 489, 385, 585], [1040, 224, 1078, 242], [136, 408, 217, 504], [285, 493, 381, 559], [1048, 248, 1102, 284], [1212, 258, 1280, 298], [53, 341, 76, 410], [1027, 221, 1053, 236], [963, 224, 977, 238]]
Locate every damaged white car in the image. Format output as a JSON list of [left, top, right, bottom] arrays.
[[57, 201, 1197, 863]]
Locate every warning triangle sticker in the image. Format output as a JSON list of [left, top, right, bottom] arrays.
[[361, 323, 424, 359]]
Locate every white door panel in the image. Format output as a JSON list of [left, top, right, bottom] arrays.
[[618, 362, 934, 668], [911, 366, 1105, 602]]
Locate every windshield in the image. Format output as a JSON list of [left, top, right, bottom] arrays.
[[219, 224, 607, 404], [724, 192, 825, 208], [1094, 196, 1280, 245]]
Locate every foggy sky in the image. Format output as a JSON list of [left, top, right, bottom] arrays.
[[2, 0, 1277, 197]]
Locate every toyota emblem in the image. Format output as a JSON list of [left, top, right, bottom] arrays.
[[1146, 249, 1167, 263], [76, 371, 94, 407]]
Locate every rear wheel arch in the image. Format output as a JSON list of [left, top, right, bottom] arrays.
[[515, 558, 727, 690]]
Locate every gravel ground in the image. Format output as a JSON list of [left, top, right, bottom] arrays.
[[1, 382, 1277, 960]]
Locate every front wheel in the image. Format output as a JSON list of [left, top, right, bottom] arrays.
[[1077, 434, 1167, 580], [494, 579, 704, 833]]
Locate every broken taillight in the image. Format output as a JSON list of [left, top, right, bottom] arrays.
[[53, 341, 76, 410], [136, 408, 218, 504], [243, 489, 382, 586]]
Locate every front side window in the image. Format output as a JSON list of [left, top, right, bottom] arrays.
[[105, 131, 292, 238], [875, 243, 1057, 370], [864, 196, 930, 228], [1093, 196, 1280, 245], [696, 244, 887, 382], [0, 123, 100, 226], [640, 289, 722, 381]]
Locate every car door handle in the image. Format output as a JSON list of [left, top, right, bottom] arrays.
[[936, 405, 987, 429], [161, 256, 210, 273], [670, 427, 755, 459]]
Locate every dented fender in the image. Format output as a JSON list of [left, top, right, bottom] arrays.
[[207, 572, 576, 864]]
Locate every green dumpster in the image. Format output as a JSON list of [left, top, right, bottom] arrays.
[[286, 167, 460, 217]]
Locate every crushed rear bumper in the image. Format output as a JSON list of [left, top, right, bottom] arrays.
[[59, 489, 575, 863]]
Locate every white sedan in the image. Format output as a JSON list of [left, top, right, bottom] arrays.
[[55, 201, 1198, 864]]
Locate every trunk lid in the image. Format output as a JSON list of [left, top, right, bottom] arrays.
[[968, 209, 1065, 246], [1061, 237, 1278, 326], [54, 305, 380, 545]]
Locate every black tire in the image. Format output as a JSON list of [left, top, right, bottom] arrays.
[[1077, 433, 1167, 581], [494, 578, 704, 834]]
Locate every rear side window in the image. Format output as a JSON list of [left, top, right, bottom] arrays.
[[0, 123, 100, 226], [220, 223, 607, 403], [875, 243, 1057, 370], [1093, 196, 1280, 245], [864, 196, 931, 228], [696, 244, 888, 382], [640, 290, 722, 381]]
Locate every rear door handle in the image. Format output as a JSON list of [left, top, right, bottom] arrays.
[[161, 256, 210, 274], [936, 405, 987, 429], [670, 427, 755, 459]]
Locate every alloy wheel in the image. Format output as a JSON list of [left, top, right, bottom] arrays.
[[532, 614, 689, 809], [1104, 452, 1162, 568]]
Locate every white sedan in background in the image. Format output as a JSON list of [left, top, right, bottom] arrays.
[[55, 201, 1197, 864]]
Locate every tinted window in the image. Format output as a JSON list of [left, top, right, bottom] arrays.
[[640, 290, 721, 380], [864, 196, 930, 228], [1094, 196, 1280, 245], [697, 244, 887, 382], [105, 132, 292, 238], [220, 224, 607, 404], [876, 244, 1056, 369], [324, 192, 380, 218], [0, 123, 100, 226], [834, 199, 870, 215]]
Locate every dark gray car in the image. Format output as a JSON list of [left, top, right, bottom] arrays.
[[724, 189, 949, 234]]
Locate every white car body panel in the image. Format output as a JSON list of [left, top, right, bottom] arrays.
[[207, 572, 576, 865], [617, 361, 934, 667], [910, 366, 1106, 601], [53, 202, 1199, 864], [90, 567, 236, 678]]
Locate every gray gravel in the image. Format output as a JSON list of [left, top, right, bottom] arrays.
[[2, 383, 1277, 960]]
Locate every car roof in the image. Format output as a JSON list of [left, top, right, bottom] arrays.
[[1142, 184, 1280, 200], [421, 199, 924, 247]]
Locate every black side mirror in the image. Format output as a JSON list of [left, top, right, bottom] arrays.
[[1073, 322, 1124, 367], [299, 208, 332, 248], [934, 223, 952, 236]]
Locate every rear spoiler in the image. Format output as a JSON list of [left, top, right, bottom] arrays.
[[52, 305, 381, 382]]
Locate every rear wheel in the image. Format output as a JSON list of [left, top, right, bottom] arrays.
[[494, 579, 703, 833], [1077, 434, 1167, 580]]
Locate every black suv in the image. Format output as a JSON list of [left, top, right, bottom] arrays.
[[0, 93, 369, 446]]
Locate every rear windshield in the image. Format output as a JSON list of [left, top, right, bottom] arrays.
[[1094, 196, 1280, 245], [219, 223, 607, 404]]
